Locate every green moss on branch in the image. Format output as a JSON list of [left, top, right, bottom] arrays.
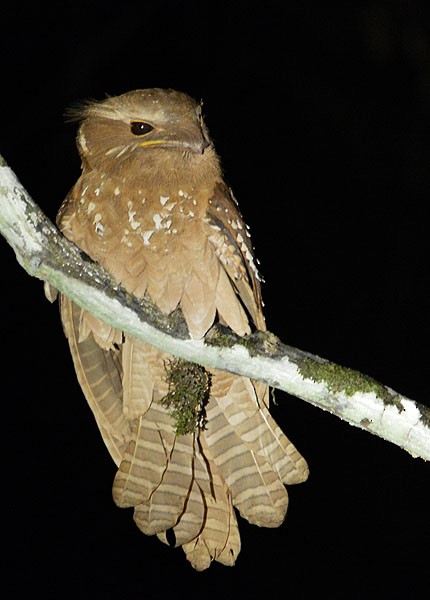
[[161, 358, 210, 435], [297, 358, 404, 411]]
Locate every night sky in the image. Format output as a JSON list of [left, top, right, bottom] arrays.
[[1, 1, 429, 597]]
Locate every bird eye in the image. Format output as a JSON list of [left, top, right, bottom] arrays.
[[130, 121, 154, 135]]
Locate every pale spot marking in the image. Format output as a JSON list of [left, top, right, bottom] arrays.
[[142, 230, 154, 245]]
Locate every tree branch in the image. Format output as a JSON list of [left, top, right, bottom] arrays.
[[1, 154, 429, 461]]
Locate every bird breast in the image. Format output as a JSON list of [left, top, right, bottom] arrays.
[[59, 170, 228, 336], [67, 171, 212, 255]]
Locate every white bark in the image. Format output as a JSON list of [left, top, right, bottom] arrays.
[[1, 155, 429, 461]]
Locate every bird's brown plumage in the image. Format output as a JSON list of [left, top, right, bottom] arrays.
[[54, 88, 308, 570]]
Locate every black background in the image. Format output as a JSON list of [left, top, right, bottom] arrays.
[[1, 1, 429, 598]]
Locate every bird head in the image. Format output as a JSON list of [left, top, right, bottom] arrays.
[[69, 89, 219, 183]]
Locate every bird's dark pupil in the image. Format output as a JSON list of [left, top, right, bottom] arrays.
[[130, 121, 153, 135]]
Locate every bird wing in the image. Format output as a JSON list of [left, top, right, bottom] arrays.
[[204, 182, 265, 331], [59, 295, 130, 466]]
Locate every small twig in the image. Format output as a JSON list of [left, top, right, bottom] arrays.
[[1, 154, 429, 460]]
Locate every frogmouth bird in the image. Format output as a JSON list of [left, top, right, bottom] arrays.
[[48, 88, 309, 570]]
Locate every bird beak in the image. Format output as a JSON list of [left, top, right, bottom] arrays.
[[139, 129, 211, 154]]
